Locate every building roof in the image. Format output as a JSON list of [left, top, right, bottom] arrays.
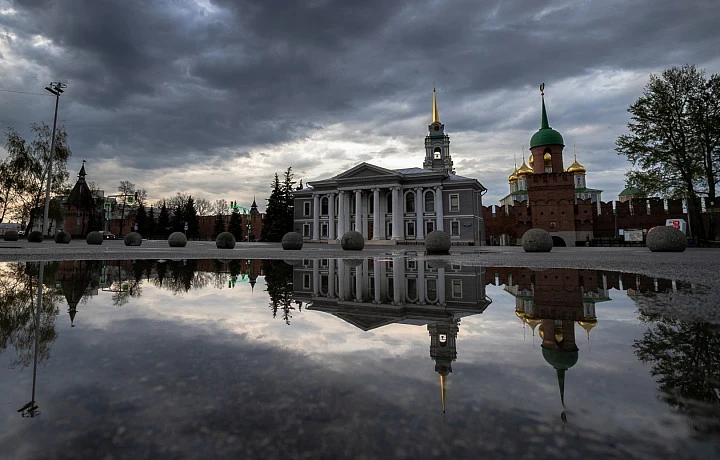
[[619, 186, 640, 196]]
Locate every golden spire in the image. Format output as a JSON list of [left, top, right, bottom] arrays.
[[432, 87, 440, 123], [440, 374, 447, 418]]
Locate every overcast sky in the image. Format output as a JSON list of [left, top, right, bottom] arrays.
[[1, 0, 719, 211]]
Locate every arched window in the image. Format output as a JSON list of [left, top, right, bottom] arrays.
[[321, 197, 328, 215], [424, 191, 435, 213], [434, 147, 442, 159], [405, 191, 415, 212]]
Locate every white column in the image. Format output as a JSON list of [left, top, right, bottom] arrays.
[[337, 262, 345, 301], [328, 260, 336, 298], [438, 267, 446, 306], [373, 258, 381, 303], [328, 193, 336, 240], [355, 189, 362, 233], [338, 191, 346, 237], [418, 261, 426, 305], [355, 263, 363, 302], [435, 186, 444, 231], [392, 257, 401, 305], [372, 188, 381, 240], [415, 187, 424, 240], [391, 186, 401, 240], [312, 194, 320, 241], [312, 260, 320, 296]]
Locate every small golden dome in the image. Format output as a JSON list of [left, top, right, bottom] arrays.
[[578, 319, 597, 334], [508, 167, 519, 182], [517, 160, 533, 176], [566, 156, 586, 174], [543, 152, 552, 165]]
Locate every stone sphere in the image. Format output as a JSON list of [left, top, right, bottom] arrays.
[[647, 226, 687, 252], [28, 231, 43, 243], [54, 230, 71, 244], [3, 230, 18, 241], [341, 231, 364, 250], [124, 232, 143, 246], [425, 230, 451, 255], [216, 231, 236, 249], [86, 231, 104, 245], [281, 232, 304, 250], [168, 231, 188, 247], [522, 228, 553, 252]]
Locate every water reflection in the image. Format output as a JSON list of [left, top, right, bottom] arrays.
[[0, 258, 718, 455]]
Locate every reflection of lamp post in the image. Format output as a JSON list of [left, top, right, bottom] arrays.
[[18, 262, 45, 418], [42, 82, 66, 236]]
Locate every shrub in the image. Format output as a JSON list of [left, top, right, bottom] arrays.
[[55, 231, 71, 244], [340, 231, 364, 250], [168, 231, 188, 247], [124, 232, 143, 246], [3, 230, 18, 241], [216, 231, 236, 249], [86, 231, 103, 245], [28, 231, 43, 243]]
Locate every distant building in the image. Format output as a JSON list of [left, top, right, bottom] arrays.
[[293, 89, 487, 245]]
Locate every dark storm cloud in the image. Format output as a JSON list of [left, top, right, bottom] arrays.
[[1, 0, 719, 200]]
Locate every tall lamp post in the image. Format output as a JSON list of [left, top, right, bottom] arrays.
[[42, 82, 67, 236]]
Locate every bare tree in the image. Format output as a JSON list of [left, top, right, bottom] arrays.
[[213, 199, 229, 215], [195, 198, 213, 216]]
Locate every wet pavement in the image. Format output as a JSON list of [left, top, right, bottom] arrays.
[[0, 256, 718, 459]]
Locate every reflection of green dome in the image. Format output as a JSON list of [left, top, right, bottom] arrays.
[[542, 347, 578, 370], [530, 93, 564, 148]]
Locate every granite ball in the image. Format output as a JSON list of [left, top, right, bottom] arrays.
[[281, 232, 304, 250], [425, 230, 451, 255], [522, 228, 553, 252], [86, 231, 104, 245], [124, 232, 143, 246], [647, 226, 687, 252], [54, 230, 71, 244], [28, 231, 43, 243], [341, 231, 364, 250], [215, 231, 236, 249], [3, 230, 18, 241], [168, 232, 188, 247]]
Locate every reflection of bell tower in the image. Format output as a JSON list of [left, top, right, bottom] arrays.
[[428, 318, 459, 415], [423, 88, 454, 173]]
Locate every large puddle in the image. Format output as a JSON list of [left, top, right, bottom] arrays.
[[0, 259, 718, 459]]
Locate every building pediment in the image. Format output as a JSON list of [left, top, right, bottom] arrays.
[[332, 162, 400, 181]]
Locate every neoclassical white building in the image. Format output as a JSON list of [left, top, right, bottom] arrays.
[[293, 90, 487, 245]]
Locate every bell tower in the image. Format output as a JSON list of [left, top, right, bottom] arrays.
[[423, 88, 454, 173]]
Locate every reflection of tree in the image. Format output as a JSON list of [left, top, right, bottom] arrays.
[[262, 260, 295, 325], [0, 262, 60, 368], [634, 313, 720, 435]]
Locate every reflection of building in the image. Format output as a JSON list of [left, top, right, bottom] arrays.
[[58, 260, 100, 327], [293, 89, 487, 245], [292, 258, 491, 413], [491, 267, 609, 415]]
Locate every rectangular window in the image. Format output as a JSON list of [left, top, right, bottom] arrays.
[[321, 223, 328, 237], [303, 274, 311, 290], [451, 221, 460, 236], [449, 194, 459, 212], [406, 260, 417, 270], [303, 202, 311, 216], [320, 259, 329, 268], [426, 279, 437, 302], [452, 279, 462, 298], [406, 221, 415, 237], [425, 221, 434, 235], [303, 223, 310, 237]]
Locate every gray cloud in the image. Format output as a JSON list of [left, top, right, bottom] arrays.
[[1, 0, 719, 208]]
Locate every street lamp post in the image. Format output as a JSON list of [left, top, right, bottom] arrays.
[[42, 82, 66, 236]]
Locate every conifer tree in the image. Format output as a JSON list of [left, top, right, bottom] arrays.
[[184, 195, 199, 237], [228, 207, 243, 241], [261, 173, 285, 241], [158, 201, 170, 236], [135, 203, 147, 234], [171, 203, 184, 232]]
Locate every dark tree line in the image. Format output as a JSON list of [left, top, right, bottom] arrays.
[[261, 167, 296, 242]]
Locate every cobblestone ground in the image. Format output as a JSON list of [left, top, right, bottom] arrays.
[[1, 239, 719, 287]]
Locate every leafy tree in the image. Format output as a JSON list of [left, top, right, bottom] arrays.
[[2, 123, 71, 232], [617, 65, 720, 242], [212, 212, 226, 239], [228, 207, 243, 241], [634, 314, 720, 435], [184, 196, 199, 237], [158, 201, 170, 236]]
